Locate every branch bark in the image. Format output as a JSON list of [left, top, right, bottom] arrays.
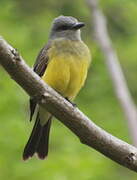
[[86, 0, 137, 146], [0, 37, 137, 172]]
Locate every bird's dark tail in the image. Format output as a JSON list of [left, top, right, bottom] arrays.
[[23, 113, 52, 160]]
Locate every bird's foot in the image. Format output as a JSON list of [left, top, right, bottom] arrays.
[[65, 97, 77, 107]]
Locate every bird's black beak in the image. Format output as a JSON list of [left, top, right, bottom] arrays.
[[71, 22, 85, 30]]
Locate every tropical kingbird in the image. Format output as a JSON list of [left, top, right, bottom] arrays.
[[23, 15, 91, 160]]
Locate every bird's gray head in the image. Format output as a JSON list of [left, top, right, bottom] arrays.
[[49, 16, 85, 41]]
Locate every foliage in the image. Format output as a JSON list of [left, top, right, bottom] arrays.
[[0, 0, 137, 179]]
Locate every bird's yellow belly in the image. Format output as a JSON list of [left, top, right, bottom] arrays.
[[42, 55, 88, 100]]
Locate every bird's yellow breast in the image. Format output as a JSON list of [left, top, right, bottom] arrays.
[[42, 39, 91, 100]]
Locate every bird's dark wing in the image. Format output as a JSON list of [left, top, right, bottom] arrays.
[[29, 42, 51, 121], [34, 42, 51, 76]]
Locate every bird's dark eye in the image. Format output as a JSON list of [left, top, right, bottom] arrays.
[[61, 25, 69, 30], [56, 25, 70, 31]]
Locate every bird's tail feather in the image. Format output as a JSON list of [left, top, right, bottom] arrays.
[[23, 113, 52, 160]]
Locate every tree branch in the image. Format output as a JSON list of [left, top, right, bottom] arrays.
[[86, 0, 137, 146], [0, 37, 137, 172]]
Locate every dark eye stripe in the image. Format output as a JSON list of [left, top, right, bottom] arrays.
[[56, 25, 70, 31]]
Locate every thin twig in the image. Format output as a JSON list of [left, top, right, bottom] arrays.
[[86, 0, 137, 146]]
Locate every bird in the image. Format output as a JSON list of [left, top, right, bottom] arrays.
[[23, 15, 91, 160]]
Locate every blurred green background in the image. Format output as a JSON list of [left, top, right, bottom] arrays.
[[0, 0, 137, 179]]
